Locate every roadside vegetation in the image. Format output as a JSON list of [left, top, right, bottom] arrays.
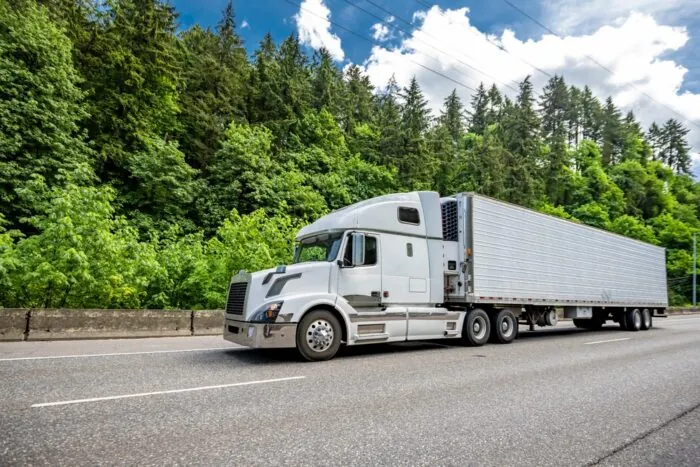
[[1, 0, 698, 308]]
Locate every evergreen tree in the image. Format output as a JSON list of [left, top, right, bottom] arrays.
[[376, 75, 403, 168], [486, 84, 502, 127], [661, 119, 691, 173], [177, 2, 249, 169], [311, 47, 344, 118], [438, 89, 465, 143], [581, 85, 603, 143], [499, 76, 543, 205], [567, 85, 583, 147], [248, 33, 285, 125], [468, 83, 489, 134], [399, 76, 435, 189], [342, 64, 376, 132], [539, 75, 570, 203], [601, 96, 623, 166]]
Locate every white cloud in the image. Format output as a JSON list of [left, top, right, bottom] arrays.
[[371, 23, 390, 41], [294, 0, 345, 61], [543, 0, 700, 34], [360, 6, 700, 171], [241, 19, 250, 29]]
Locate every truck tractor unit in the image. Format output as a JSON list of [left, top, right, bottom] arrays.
[[223, 191, 668, 361]]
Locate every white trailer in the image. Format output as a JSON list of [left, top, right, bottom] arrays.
[[223, 191, 668, 361]]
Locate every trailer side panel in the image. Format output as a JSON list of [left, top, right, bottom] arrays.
[[467, 194, 668, 308]]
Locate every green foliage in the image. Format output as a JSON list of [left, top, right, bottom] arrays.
[[0, 0, 91, 228], [3, 0, 699, 308]]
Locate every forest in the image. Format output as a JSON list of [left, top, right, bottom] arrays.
[[1, 0, 698, 309]]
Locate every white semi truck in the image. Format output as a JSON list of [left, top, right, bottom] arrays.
[[223, 191, 668, 361]]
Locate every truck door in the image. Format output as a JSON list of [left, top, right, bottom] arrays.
[[337, 232, 407, 342]]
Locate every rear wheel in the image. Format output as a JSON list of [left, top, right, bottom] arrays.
[[489, 309, 517, 344], [625, 309, 642, 332], [641, 308, 652, 330], [296, 309, 342, 361], [462, 308, 490, 346]]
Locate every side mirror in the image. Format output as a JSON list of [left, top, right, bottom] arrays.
[[351, 233, 365, 266]]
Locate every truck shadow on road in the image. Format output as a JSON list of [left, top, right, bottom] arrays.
[[217, 325, 643, 364]]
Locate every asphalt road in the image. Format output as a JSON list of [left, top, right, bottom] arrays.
[[1, 315, 699, 466]]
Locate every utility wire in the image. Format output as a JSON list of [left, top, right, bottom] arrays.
[[500, 0, 700, 132], [343, 0, 520, 93], [411, 0, 553, 81], [284, 0, 478, 94]]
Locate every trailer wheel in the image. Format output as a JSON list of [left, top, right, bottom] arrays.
[[462, 309, 490, 346], [640, 309, 652, 330], [296, 309, 342, 361], [625, 309, 642, 332], [490, 309, 517, 344]]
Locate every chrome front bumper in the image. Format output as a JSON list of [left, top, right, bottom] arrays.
[[223, 318, 297, 348]]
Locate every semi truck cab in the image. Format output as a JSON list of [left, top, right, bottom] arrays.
[[223, 191, 462, 360]]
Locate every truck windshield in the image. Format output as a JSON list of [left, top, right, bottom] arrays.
[[293, 232, 343, 263]]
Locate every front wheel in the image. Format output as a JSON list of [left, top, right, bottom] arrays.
[[296, 309, 342, 361]]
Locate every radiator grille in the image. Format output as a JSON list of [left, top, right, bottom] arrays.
[[442, 200, 458, 241], [226, 282, 248, 315]]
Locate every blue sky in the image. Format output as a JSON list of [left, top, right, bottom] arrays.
[[173, 0, 700, 172]]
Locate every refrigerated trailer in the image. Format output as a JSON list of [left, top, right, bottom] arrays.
[[223, 191, 668, 361]]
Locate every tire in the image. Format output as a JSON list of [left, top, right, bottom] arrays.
[[296, 309, 342, 361], [462, 308, 490, 346], [489, 309, 517, 344], [618, 313, 628, 330], [625, 309, 642, 332], [641, 308, 652, 330]]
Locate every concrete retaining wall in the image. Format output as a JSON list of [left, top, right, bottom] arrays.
[[28, 309, 192, 340], [0, 309, 28, 341], [0, 309, 225, 341]]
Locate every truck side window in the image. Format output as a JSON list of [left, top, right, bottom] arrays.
[[398, 207, 420, 225], [343, 235, 377, 266]]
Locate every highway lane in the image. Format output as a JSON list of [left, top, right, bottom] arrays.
[[1, 315, 699, 466]]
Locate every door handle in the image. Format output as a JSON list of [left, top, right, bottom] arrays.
[[371, 291, 380, 297]]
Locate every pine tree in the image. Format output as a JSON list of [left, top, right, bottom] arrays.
[[438, 89, 465, 143], [647, 122, 664, 161], [601, 96, 623, 166], [486, 84, 503, 127], [661, 119, 691, 173], [499, 75, 542, 205], [567, 85, 583, 147], [311, 47, 344, 118], [399, 76, 435, 189], [248, 33, 285, 125], [343, 64, 376, 132], [177, 1, 249, 169], [581, 85, 603, 143], [468, 83, 489, 134], [376, 75, 403, 168], [539, 75, 570, 203]]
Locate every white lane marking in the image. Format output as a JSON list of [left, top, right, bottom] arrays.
[[584, 337, 632, 345], [0, 347, 236, 362], [31, 376, 306, 408]]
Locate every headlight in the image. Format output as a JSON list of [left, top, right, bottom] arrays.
[[251, 301, 284, 322]]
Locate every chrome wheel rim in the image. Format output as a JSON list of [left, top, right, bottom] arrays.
[[472, 316, 487, 340], [643, 310, 651, 328], [501, 316, 513, 338], [306, 319, 334, 352]]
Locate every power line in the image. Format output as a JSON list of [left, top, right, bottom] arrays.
[[284, 0, 478, 94], [500, 0, 700, 132], [411, 0, 553, 81], [342, 0, 520, 94]]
